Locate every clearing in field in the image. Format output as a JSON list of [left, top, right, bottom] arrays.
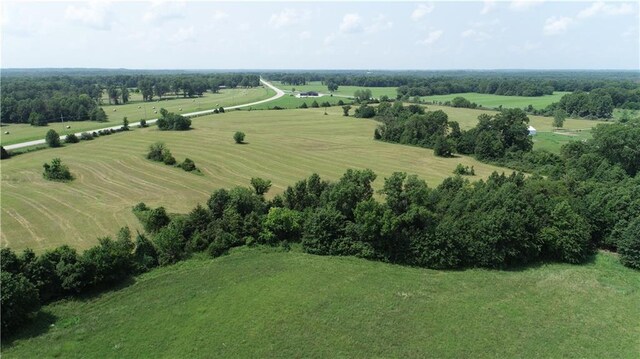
[[0, 87, 275, 146], [0, 106, 506, 252], [2, 247, 638, 358]]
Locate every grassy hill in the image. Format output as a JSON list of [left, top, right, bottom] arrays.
[[2, 247, 639, 358], [1, 106, 507, 252]]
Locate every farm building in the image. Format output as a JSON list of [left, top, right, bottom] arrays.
[[296, 91, 319, 98], [528, 125, 537, 136]]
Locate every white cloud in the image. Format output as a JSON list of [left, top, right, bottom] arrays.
[[340, 13, 363, 33], [411, 3, 435, 21], [269, 9, 309, 28], [299, 31, 311, 40], [417, 30, 443, 45], [510, 0, 544, 12], [365, 15, 393, 33], [461, 29, 491, 42], [324, 33, 337, 46], [577, 2, 635, 19], [169, 26, 196, 43], [142, 1, 186, 25], [65, 2, 113, 30], [212, 10, 229, 21], [543, 16, 573, 35], [481, 1, 497, 15]]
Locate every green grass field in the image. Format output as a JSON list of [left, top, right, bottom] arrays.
[[1, 106, 506, 252], [3, 247, 638, 358], [532, 129, 594, 153], [422, 92, 570, 110], [0, 87, 275, 146], [272, 81, 398, 99]]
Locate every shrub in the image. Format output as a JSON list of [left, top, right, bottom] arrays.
[[207, 232, 239, 257], [147, 142, 167, 162], [140, 119, 147, 128], [300, 102, 308, 109], [619, 217, 640, 269], [453, 164, 475, 176], [154, 224, 185, 265], [43, 158, 73, 181], [133, 232, 158, 273], [80, 132, 93, 141], [144, 207, 170, 233], [250, 177, 272, 196], [354, 104, 375, 118], [234, 131, 245, 144], [65, 133, 79, 144], [180, 158, 196, 172], [122, 117, 130, 131], [218, 107, 225, 113], [338, 100, 345, 106], [311, 100, 319, 108], [1, 146, 10, 160], [260, 207, 303, 245], [45, 129, 61, 148], [162, 150, 176, 165], [157, 109, 191, 131]]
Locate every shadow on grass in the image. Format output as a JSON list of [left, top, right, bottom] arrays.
[[505, 252, 598, 272], [1, 311, 58, 348], [1, 277, 137, 347]]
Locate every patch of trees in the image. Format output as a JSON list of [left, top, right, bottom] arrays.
[[147, 142, 198, 173], [156, 109, 191, 131], [376, 103, 533, 160]]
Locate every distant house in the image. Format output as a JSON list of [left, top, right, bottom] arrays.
[[528, 125, 537, 136], [296, 91, 319, 98]]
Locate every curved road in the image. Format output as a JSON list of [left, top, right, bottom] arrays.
[[4, 78, 285, 151]]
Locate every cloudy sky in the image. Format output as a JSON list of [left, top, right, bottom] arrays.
[[2, 1, 638, 69]]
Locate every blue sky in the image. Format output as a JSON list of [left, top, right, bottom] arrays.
[[2, 1, 638, 69]]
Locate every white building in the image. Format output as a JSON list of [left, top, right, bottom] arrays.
[[528, 125, 537, 136]]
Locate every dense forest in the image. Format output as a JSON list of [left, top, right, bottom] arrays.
[[0, 73, 260, 125]]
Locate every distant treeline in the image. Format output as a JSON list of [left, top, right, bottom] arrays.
[[0, 74, 260, 125]]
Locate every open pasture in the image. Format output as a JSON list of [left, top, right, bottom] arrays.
[[3, 247, 638, 358], [0, 87, 275, 146], [422, 91, 570, 110], [1, 106, 506, 252]]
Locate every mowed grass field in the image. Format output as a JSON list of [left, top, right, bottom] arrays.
[[273, 80, 398, 99], [249, 94, 350, 110], [3, 247, 639, 358], [422, 92, 570, 110], [1, 106, 506, 252], [0, 87, 275, 146]]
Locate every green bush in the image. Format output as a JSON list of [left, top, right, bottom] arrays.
[[45, 129, 61, 148], [162, 150, 176, 165], [65, 133, 79, 144], [180, 158, 196, 172], [43, 158, 73, 181], [234, 131, 245, 144], [80, 132, 93, 141], [147, 142, 167, 162]]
